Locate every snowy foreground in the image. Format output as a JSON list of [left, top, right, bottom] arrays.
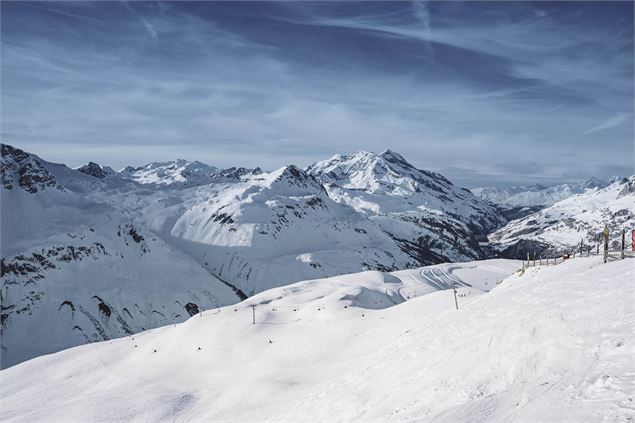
[[1, 258, 633, 422]]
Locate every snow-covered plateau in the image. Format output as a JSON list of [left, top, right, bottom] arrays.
[[0, 256, 633, 422]]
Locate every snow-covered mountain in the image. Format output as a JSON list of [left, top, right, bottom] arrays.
[[1, 256, 631, 422], [123, 164, 418, 296], [0, 145, 242, 368], [471, 177, 614, 208], [307, 150, 505, 262], [2, 144, 510, 367], [489, 176, 635, 257], [119, 158, 219, 187], [117, 159, 261, 187]]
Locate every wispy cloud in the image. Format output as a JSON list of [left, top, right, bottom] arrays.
[[121, 1, 159, 41], [580, 112, 631, 136]]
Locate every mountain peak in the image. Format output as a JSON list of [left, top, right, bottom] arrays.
[[271, 165, 326, 193], [77, 162, 116, 179], [307, 149, 452, 193], [379, 149, 407, 163]]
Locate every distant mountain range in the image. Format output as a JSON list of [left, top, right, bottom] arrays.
[[471, 177, 619, 208], [2, 143, 633, 368], [489, 176, 635, 258]]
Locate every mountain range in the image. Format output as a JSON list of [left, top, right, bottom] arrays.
[[471, 177, 617, 208], [489, 176, 635, 258], [1, 143, 633, 368]]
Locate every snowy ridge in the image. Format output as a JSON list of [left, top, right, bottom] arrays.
[[116, 159, 262, 187], [120, 159, 219, 187], [1, 257, 631, 422], [489, 176, 635, 257]]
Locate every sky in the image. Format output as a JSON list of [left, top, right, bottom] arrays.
[[1, 1, 633, 187]]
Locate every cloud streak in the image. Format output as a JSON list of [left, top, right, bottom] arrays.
[[121, 1, 159, 41], [580, 113, 632, 136]]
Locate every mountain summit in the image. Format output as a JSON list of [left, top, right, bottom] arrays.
[[307, 149, 505, 263], [306, 150, 451, 194]]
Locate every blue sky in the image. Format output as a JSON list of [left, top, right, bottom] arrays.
[[1, 1, 633, 187]]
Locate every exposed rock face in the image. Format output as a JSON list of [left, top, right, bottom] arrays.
[[1, 144, 62, 193], [78, 162, 116, 179]]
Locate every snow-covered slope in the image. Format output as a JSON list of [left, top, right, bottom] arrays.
[[307, 150, 505, 262], [0, 145, 242, 368], [489, 176, 635, 257], [1, 257, 631, 422], [472, 177, 613, 208]]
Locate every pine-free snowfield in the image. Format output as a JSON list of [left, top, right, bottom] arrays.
[[0, 258, 633, 422]]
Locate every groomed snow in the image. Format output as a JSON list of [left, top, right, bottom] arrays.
[[1, 257, 632, 422]]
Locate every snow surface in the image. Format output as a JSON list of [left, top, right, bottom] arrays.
[[1, 257, 632, 422]]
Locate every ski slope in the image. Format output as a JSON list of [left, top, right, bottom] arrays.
[[1, 257, 632, 422]]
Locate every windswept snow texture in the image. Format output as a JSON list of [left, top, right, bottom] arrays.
[[471, 177, 614, 208], [490, 177, 635, 257], [1, 257, 632, 422]]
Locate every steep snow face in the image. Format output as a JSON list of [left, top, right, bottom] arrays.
[[472, 177, 613, 208], [1, 146, 242, 368], [1, 257, 631, 422], [124, 165, 418, 296], [489, 176, 635, 257], [307, 150, 505, 263]]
